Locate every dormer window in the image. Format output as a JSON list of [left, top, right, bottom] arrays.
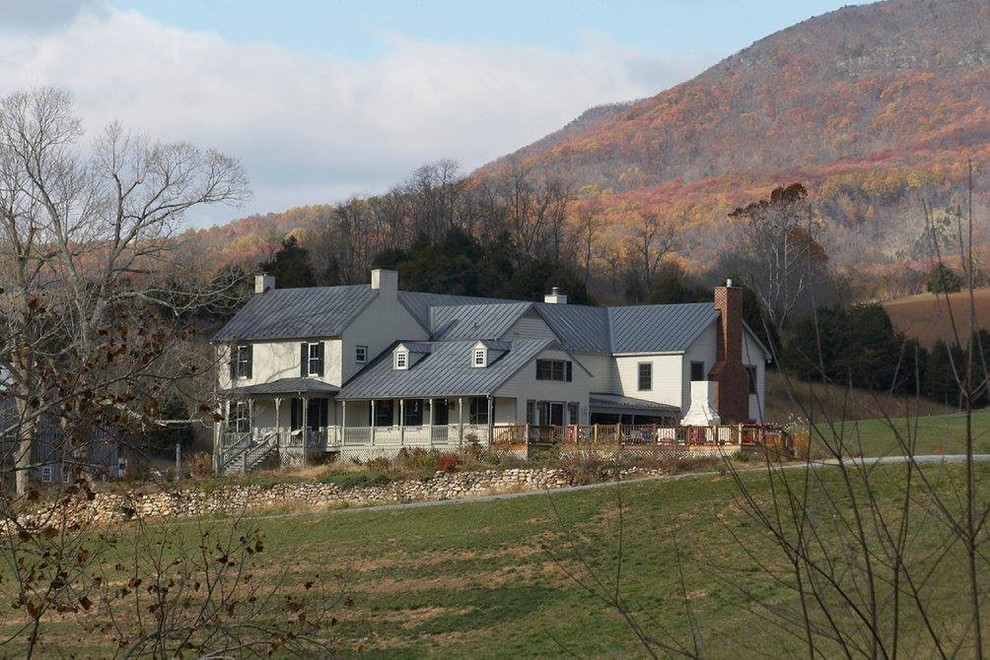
[[394, 349, 408, 370], [473, 347, 487, 368]]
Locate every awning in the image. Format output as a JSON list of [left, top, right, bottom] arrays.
[[225, 377, 340, 397], [589, 392, 679, 418]]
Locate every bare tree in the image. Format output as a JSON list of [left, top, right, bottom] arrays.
[[729, 183, 828, 332], [0, 87, 249, 494], [623, 211, 676, 303]]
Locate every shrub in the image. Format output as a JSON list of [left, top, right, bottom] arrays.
[[435, 452, 462, 473]]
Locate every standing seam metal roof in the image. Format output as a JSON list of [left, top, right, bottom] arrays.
[[212, 285, 376, 341], [338, 339, 552, 399], [608, 303, 718, 353], [533, 303, 610, 352], [430, 302, 531, 340]]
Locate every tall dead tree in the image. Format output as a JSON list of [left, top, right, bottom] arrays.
[[0, 87, 249, 494]]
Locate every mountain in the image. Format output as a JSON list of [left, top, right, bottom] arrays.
[[476, 0, 990, 288]]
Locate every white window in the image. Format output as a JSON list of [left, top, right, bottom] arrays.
[[41, 466, 54, 483], [231, 401, 251, 433], [356, 345, 368, 363], [307, 342, 321, 376], [638, 363, 652, 391], [394, 350, 408, 370], [473, 348, 486, 367]]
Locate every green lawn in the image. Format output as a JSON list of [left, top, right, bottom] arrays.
[[812, 409, 990, 456], [5, 460, 987, 657]]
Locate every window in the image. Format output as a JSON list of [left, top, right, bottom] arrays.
[[746, 365, 757, 395], [637, 362, 652, 391], [300, 342, 323, 377], [355, 345, 368, 363], [231, 401, 251, 433], [468, 397, 489, 425], [229, 344, 252, 380], [526, 400, 536, 425], [690, 361, 705, 381], [473, 348, 486, 367], [538, 402, 564, 426], [394, 350, 408, 370], [536, 359, 572, 382], [41, 466, 54, 483]]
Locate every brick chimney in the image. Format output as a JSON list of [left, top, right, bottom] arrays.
[[708, 280, 750, 423]]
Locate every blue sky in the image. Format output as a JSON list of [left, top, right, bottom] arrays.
[[2, 0, 871, 227]]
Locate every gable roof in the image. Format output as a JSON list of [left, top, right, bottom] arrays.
[[339, 339, 552, 400], [533, 303, 610, 352], [213, 280, 732, 358], [430, 302, 531, 340], [213, 285, 376, 342], [608, 303, 719, 353], [396, 290, 506, 332]]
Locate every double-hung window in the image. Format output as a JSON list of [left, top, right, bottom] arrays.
[[230, 344, 252, 380], [637, 363, 652, 391], [300, 342, 324, 377], [536, 359, 572, 382]]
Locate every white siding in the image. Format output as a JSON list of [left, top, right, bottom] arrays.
[[683, 323, 719, 416], [340, 293, 427, 383], [500, 311, 557, 341], [743, 330, 767, 422], [219, 340, 327, 390], [614, 354, 684, 409], [575, 353, 613, 393], [497, 349, 591, 424]]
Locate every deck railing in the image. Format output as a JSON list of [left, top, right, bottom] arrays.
[[218, 422, 788, 463]]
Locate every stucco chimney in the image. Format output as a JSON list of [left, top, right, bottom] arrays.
[[708, 280, 749, 423], [255, 273, 275, 294], [371, 268, 398, 296], [544, 286, 567, 304]]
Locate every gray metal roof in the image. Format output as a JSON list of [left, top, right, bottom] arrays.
[[339, 339, 552, 399], [589, 392, 680, 415], [430, 302, 531, 340], [213, 286, 377, 341], [225, 377, 340, 396], [397, 291, 507, 331], [533, 303, 610, 352], [608, 303, 718, 353]]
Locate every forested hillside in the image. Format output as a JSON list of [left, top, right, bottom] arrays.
[[190, 0, 988, 302]]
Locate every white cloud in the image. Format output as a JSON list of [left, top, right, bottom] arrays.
[[0, 8, 713, 227]]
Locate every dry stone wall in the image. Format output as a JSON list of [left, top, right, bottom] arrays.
[[19, 466, 670, 529]]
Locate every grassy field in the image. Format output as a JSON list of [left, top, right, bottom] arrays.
[[4, 460, 987, 657], [884, 287, 990, 346], [810, 409, 990, 456], [763, 369, 957, 423]]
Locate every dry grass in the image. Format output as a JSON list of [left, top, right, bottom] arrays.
[[763, 370, 957, 423], [883, 287, 990, 346]]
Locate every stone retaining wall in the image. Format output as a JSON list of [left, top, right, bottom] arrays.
[[17, 466, 670, 530]]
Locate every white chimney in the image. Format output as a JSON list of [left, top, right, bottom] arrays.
[[544, 286, 567, 304], [255, 274, 275, 294], [371, 269, 398, 296]]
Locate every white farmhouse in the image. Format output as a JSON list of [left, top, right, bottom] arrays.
[[213, 269, 770, 471]]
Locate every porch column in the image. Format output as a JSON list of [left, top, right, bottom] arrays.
[[248, 398, 254, 442], [274, 397, 283, 447], [486, 395, 493, 445], [341, 400, 347, 445], [428, 398, 434, 447], [371, 400, 376, 447], [399, 399, 406, 446], [302, 396, 309, 453], [458, 397, 464, 446]]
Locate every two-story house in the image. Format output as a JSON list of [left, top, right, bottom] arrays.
[[213, 269, 770, 471]]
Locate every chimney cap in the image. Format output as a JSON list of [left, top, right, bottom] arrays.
[[726, 278, 733, 288]]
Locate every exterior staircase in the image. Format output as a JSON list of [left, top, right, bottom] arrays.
[[217, 432, 279, 475]]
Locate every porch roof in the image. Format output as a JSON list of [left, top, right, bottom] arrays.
[[225, 377, 340, 397], [588, 392, 680, 417], [339, 338, 553, 400]]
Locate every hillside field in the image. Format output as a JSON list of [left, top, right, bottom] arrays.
[[883, 287, 990, 346], [3, 452, 987, 656]]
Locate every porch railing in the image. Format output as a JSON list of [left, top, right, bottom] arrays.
[[490, 423, 787, 450]]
